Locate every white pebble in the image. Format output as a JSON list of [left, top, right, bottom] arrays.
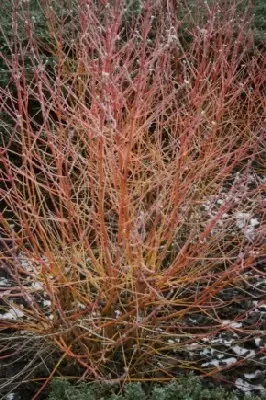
[[114, 309, 121, 317], [235, 378, 265, 394], [167, 339, 175, 344], [235, 212, 250, 229], [232, 345, 248, 356], [254, 337, 261, 346], [1, 307, 24, 320], [0, 277, 10, 286], [250, 218, 259, 227], [200, 348, 214, 356], [244, 370, 261, 379], [31, 282, 43, 290], [201, 359, 221, 368], [223, 357, 237, 366], [221, 320, 242, 329], [43, 300, 52, 307], [6, 394, 15, 400]]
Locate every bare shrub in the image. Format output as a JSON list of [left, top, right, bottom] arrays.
[[0, 0, 265, 397]]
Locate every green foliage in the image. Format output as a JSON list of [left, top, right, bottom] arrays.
[[48, 380, 120, 400], [48, 379, 72, 400], [48, 374, 266, 400], [0, 0, 49, 85], [253, 0, 266, 37], [0, 0, 78, 87], [124, 383, 145, 400], [125, 0, 144, 15]]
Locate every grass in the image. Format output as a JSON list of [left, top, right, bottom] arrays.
[[0, 0, 265, 398]]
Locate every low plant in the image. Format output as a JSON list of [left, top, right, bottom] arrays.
[[47, 374, 266, 400]]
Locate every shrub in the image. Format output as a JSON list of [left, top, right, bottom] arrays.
[[0, 0, 265, 398]]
